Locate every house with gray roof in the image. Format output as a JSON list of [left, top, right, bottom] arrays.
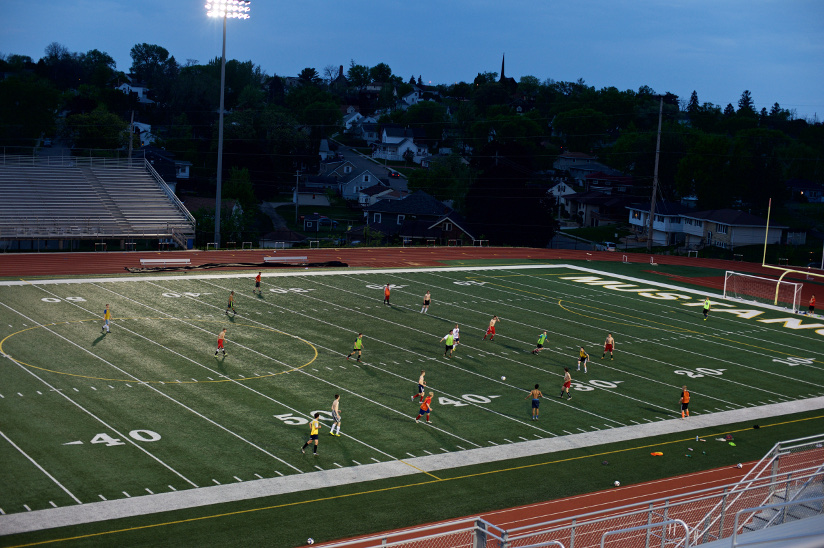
[[363, 191, 474, 244]]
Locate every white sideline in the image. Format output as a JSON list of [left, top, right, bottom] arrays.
[[2, 396, 823, 536]]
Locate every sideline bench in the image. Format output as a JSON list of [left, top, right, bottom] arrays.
[[264, 256, 308, 263], [140, 258, 191, 266]]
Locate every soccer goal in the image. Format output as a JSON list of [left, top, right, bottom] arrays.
[[723, 271, 803, 313]]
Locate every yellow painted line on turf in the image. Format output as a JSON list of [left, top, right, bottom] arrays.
[[10, 412, 824, 548], [397, 460, 441, 480], [466, 275, 820, 361], [0, 319, 318, 384]]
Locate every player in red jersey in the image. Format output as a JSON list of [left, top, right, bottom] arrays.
[[416, 392, 433, 423]]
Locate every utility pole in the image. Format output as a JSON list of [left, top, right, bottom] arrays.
[[294, 170, 301, 224], [127, 110, 134, 161], [647, 95, 664, 252]]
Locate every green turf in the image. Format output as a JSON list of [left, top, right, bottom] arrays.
[[1, 263, 823, 547]]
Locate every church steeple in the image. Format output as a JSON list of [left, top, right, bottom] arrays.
[[501, 53, 506, 81]]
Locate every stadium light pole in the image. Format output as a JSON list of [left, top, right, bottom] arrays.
[[206, 0, 250, 249], [646, 94, 664, 252]]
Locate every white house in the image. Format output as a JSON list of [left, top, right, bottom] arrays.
[[116, 82, 154, 104], [627, 202, 692, 246], [342, 111, 363, 131], [372, 127, 427, 164], [132, 122, 156, 147], [338, 169, 383, 200]]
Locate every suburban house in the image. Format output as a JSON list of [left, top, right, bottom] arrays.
[[563, 191, 634, 227], [553, 152, 628, 186], [115, 81, 154, 104], [131, 122, 156, 147], [626, 201, 693, 246], [584, 171, 635, 194], [786, 178, 824, 203], [372, 127, 428, 164], [547, 181, 577, 201], [357, 183, 407, 206], [142, 146, 191, 190], [338, 168, 385, 200], [363, 191, 474, 244], [627, 203, 787, 249], [342, 111, 363, 132]]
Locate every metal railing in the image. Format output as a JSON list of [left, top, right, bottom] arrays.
[[731, 495, 824, 547]]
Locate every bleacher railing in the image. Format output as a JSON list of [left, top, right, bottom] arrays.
[[142, 159, 196, 227]]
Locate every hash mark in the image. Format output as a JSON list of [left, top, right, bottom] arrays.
[[122, 492, 131, 498], [168, 485, 176, 491], [145, 488, 154, 495]]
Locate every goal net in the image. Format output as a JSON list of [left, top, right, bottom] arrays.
[[723, 271, 803, 313]]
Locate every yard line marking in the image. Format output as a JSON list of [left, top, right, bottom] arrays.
[[122, 492, 131, 498], [233, 476, 243, 482], [0, 509, 5, 515], [108, 385, 114, 389], [406, 452, 416, 458], [49, 501, 57, 508], [212, 479, 221, 485], [90, 386, 97, 391], [423, 450, 433, 455], [314, 465, 323, 471], [456, 445, 466, 450], [0, 430, 82, 504], [145, 488, 154, 495], [488, 441, 499, 445], [0, 302, 200, 488], [518, 437, 528, 441], [98, 495, 106, 501], [371, 458, 380, 463], [333, 463, 343, 468], [168, 485, 176, 491], [24, 505, 31, 512], [274, 471, 284, 477], [17, 393, 23, 397], [352, 460, 362, 465], [254, 474, 263, 479]]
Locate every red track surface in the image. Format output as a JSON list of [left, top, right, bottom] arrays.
[[0, 247, 808, 546]]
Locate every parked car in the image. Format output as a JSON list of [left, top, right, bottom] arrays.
[[318, 217, 338, 228], [387, 170, 401, 179], [597, 241, 617, 251]]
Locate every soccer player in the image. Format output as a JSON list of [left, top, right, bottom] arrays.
[[215, 328, 227, 357], [602, 333, 615, 360], [346, 333, 364, 362], [577, 346, 589, 373], [412, 370, 426, 401], [680, 385, 690, 419], [559, 367, 572, 400], [809, 295, 816, 316], [452, 324, 460, 349], [482, 316, 500, 341], [703, 297, 711, 321], [525, 384, 544, 420], [101, 304, 111, 334], [532, 331, 547, 354], [226, 290, 236, 315], [383, 283, 391, 306], [421, 291, 431, 313], [440, 330, 455, 357], [254, 272, 262, 295], [329, 394, 342, 436], [300, 413, 321, 455], [415, 392, 433, 423]]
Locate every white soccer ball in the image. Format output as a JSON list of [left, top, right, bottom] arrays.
[[307, 539, 314, 545], [614, 480, 620, 487], [736, 463, 743, 469], [501, 376, 506, 381]]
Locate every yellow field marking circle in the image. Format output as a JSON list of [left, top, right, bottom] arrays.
[[0, 318, 318, 384]]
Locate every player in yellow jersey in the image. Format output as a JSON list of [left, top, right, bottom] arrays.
[[101, 304, 111, 334], [301, 413, 321, 455], [346, 333, 363, 362], [577, 346, 589, 373]]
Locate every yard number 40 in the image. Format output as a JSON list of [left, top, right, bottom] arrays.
[[674, 368, 725, 378], [90, 430, 161, 446]]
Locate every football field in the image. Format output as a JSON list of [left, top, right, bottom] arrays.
[[1, 264, 823, 543]]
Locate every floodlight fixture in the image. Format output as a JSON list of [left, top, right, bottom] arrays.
[[205, 1, 251, 19]]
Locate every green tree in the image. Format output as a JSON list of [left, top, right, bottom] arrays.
[[224, 166, 256, 211], [129, 43, 170, 88], [80, 49, 116, 87], [298, 67, 321, 86], [553, 107, 608, 152], [737, 90, 754, 113], [730, 128, 789, 208], [675, 130, 733, 208], [404, 101, 448, 142], [517, 75, 541, 97], [0, 73, 59, 144], [369, 63, 393, 83], [687, 90, 699, 114], [346, 61, 371, 88], [66, 106, 127, 151]]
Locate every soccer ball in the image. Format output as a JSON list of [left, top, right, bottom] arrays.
[[307, 539, 314, 545], [736, 463, 743, 469], [501, 376, 506, 381], [614, 480, 620, 487]]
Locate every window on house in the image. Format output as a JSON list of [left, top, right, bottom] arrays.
[[632, 211, 641, 220], [696, 220, 703, 227], [364, 175, 370, 183], [656, 215, 664, 222], [716, 223, 728, 234], [444, 222, 453, 231], [344, 166, 352, 174], [373, 213, 381, 223], [397, 215, 405, 225]]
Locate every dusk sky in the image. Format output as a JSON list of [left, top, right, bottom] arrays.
[[3, 0, 823, 119]]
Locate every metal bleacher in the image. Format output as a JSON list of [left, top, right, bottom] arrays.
[[0, 154, 195, 246]]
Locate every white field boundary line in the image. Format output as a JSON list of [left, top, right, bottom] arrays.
[[0, 304, 198, 490], [88, 283, 414, 468], [329, 271, 714, 417], [198, 276, 603, 433], [151, 279, 484, 449], [299, 274, 640, 425], [3, 396, 824, 537], [412, 270, 806, 401], [504, 270, 824, 389], [0, 430, 82, 505], [16, 285, 304, 475]]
